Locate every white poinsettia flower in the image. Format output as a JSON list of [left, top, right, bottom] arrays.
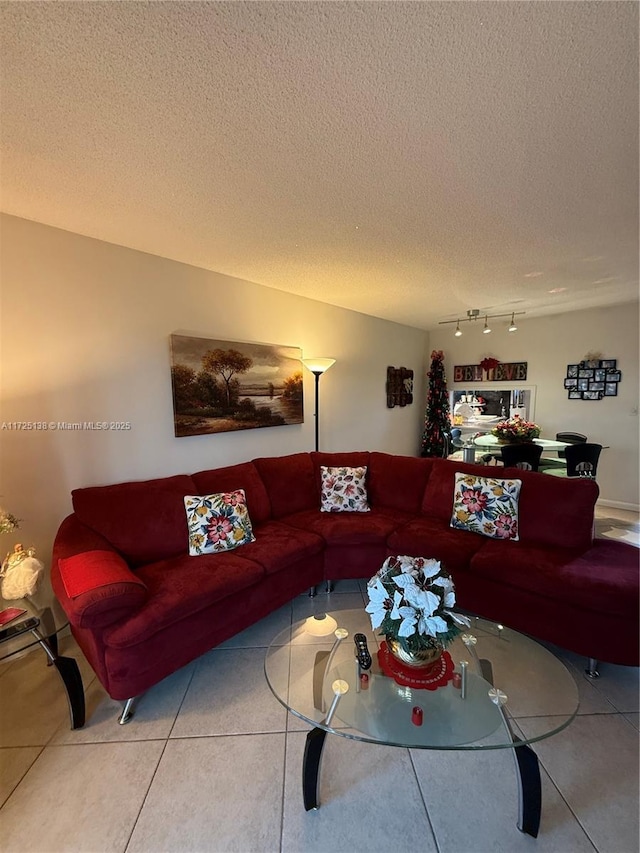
[[442, 590, 456, 608], [418, 558, 442, 580], [397, 606, 418, 637], [430, 576, 455, 607], [392, 571, 417, 591], [446, 610, 471, 627], [405, 586, 440, 617], [365, 579, 391, 628], [389, 590, 404, 620], [419, 613, 448, 637]]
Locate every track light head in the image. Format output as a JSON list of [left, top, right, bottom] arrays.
[[508, 312, 518, 332], [483, 315, 492, 334], [454, 321, 462, 337]]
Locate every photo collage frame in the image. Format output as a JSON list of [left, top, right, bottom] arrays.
[[564, 358, 621, 400]]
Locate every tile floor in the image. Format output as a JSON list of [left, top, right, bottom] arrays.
[[1, 509, 638, 853]]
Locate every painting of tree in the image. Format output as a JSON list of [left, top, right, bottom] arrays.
[[170, 335, 304, 437]]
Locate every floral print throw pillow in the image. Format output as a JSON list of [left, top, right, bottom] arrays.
[[184, 490, 256, 555], [320, 466, 370, 513], [450, 473, 522, 541]]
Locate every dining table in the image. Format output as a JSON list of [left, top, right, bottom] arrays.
[[472, 435, 570, 454]]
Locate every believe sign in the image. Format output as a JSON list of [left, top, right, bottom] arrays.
[[453, 362, 528, 382]]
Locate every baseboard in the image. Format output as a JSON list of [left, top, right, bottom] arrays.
[[597, 499, 640, 514]]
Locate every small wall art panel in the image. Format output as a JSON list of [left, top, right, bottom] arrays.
[[386, 366, 414, 408], [565, 358, 621, 400], [170, 335, 303, 437]]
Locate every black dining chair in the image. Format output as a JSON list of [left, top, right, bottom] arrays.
[[563, 443, 602, 478], [499, 442, 544, 472], [556, 432, 587, 460]]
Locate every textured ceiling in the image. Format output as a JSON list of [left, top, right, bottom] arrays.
[[1, 1, 638, 331]]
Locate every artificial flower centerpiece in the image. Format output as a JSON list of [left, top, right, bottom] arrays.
[[491, 414, 541, 444], [366, 555, 470, 665]]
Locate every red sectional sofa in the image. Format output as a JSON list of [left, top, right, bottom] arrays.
[[51, 452, 639, 715]]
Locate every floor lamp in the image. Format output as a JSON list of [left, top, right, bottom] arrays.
[[301, 358, 336, 452]]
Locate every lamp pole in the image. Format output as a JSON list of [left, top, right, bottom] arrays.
[[301, 358, 336, 452], [309, 371, 320, 452]]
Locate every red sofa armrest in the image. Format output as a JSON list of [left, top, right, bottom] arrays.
[[55, 550, 148, 630], [51, 516, 148, 630]]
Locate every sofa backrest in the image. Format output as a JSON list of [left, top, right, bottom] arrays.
[[252, 453, 317, 518], [422, 458, 598, 550], [311, 449, 369, 483], [421, 458, 493, 519], [72, 474, 196, 566], [503, 464, 598, 549], [368, 452, 434, 513], [192, 462, 272, 526]]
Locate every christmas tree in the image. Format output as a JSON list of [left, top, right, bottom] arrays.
[[421, 350, 451, 457]]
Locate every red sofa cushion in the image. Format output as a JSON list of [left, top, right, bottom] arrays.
[[422, 459, 598, 550], [104, 551, 265, 647], [72, 474, 197, 566], [192, 462, 272, 525], [469, 538, 639, 619], [283, 507, 407, 545], [252, 453, 317, 518], [234, 521, 324, 575], [387, 516, 485, 573], [368, 452, 433, 513]]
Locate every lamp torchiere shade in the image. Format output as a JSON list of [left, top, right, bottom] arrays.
[[301, 358, 336, 375], [302, 358, 336, 451]]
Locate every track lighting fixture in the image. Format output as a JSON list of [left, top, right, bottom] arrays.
[[439, 309, 525, 337]]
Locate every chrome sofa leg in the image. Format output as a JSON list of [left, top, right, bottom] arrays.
[[585, 658, 600, 678], [118, 697, 137, 724], [325, 580, 334, 593], [308, 586, 317, 598]]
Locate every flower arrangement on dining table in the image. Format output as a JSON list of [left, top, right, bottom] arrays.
[[490, 414, 541, 443], [365, 555, 470, 657]]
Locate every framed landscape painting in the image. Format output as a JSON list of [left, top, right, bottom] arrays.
[[170, 335, 303, 437]]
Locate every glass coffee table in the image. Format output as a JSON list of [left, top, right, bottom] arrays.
[[265, 608, 579, 838], [0, 597, 85, 729]]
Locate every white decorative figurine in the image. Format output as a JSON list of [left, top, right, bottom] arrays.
[[0, 543, 45, 600]]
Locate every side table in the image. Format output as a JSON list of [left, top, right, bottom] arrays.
[[0, 597, 85, 729]]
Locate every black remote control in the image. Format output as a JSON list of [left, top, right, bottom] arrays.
[[354, 633, 372, 671]]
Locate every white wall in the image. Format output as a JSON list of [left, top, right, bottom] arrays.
[[2, 213, 637, 573], [0, 215, 429, 559], [430, 305, 640, 509]]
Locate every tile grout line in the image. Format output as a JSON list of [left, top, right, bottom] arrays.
[[408, 748, 442, 853], [122, 660, 199, 853]]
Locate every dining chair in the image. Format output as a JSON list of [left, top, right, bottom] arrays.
[[563, 443, 602, 478], [500, 442, 544, 472], [555, 431, 587, 459]]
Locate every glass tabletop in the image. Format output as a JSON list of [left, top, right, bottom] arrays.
[[473, 435, 569, 452], [265, 608, 579, 750], [0, 596, 70, 662]]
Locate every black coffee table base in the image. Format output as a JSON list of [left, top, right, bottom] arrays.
[[302, 725, 541, 838], [513, 737, 542, 837]]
